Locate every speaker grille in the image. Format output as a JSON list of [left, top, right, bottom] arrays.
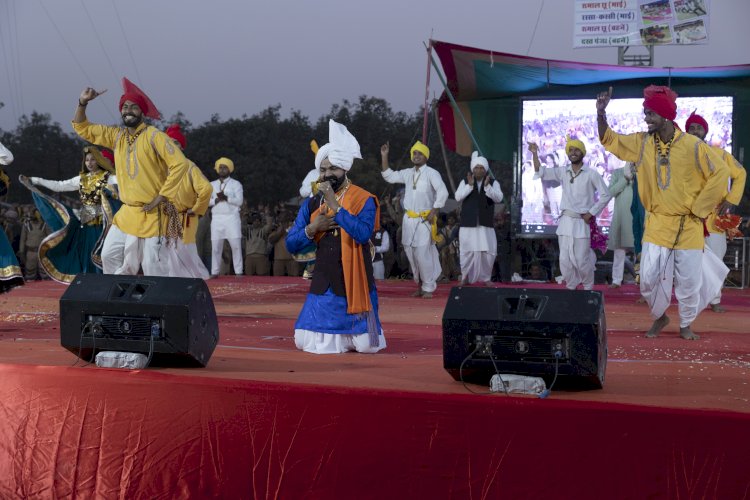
[[89, 315, 159, 339], [480, 336, 569, 361]]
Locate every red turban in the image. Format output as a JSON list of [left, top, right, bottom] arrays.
[[642, 85, 678, 121], [166, 124, 186, 149], [119, 77, 161, 119], [101, 148, 115, 166], [685, 111, 709, 135]]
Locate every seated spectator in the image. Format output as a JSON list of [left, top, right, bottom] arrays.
[[245, 211, 273, 276], [269, 211, 300, 276]]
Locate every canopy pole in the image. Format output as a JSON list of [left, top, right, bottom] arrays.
[[422, 39, 433, 144], [431, 99, 457, 193], [424, 42, 484, 158]]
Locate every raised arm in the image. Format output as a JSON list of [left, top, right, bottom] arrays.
[[74, 87, 107, 124], [380, 142, 390, 171], [596, 87, 612, 141]]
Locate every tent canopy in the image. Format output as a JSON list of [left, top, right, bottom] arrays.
[[432, 40, 750, 161]]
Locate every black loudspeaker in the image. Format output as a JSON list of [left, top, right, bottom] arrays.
[[60, 274, 219, 367], [442, 287, 607, 389]]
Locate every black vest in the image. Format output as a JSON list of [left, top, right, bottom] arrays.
[[459, 181, 495, 228], [310, 231, 375, 297]]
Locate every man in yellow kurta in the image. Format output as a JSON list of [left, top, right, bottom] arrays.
[[596, 85, 729, 340], [72, 80, 189, 276], [164, 124, 213, 279], [685, 112, 746, 312]]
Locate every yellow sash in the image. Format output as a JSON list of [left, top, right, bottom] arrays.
[[405, 209, 442, 243]]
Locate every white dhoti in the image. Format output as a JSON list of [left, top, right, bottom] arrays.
[[640, 242, 727, 328], [210, 212, 243, 275], [404, 245, 441, 293], [556, 213, 595, 290], [458, 226, 497, 284], [704, 233, 728, 305], [612, 248, 627, 285], [372, 260, 385, 280], [294, 330, 387, 354], [101, 225, 170, 276], [167, 240, 210, 279], [401, 215, 441, 293]]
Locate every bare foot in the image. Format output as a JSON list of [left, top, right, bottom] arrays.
[[680, 327, 700, 340], [608, 283, 621, 289], [636, 296, 646, 304], [710, 304, 726, 313], [411, 289, 423, 297], [421, 292, 433, 299], [646, 314, 670, 338]]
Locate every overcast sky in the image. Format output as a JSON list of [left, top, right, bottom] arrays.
[[1, 0, 749, 132]]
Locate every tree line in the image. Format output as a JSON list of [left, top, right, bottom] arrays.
[[0, 96, 512, 206]]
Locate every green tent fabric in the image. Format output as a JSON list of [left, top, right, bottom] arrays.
[[432, 39, 750, 161]]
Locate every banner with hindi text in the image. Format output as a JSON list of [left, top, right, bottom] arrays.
[[574, 0, 710, 48]]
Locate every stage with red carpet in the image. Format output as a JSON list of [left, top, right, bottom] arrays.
[[0, 277, 748, 498]]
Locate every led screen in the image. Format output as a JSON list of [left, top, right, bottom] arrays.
[[519, 96, 733, 236]]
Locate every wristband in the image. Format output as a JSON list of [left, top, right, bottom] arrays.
[[79, 99, 88, 107]]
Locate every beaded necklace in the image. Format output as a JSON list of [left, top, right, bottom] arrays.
[[655, 132, 675, 190], [124, 128, 145, 180]]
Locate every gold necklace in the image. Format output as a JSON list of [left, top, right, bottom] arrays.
[[655, 132, 675, 190], [655, 132, 675, 166], [412, 167, 423, 190], [124, 128, 145, 180]]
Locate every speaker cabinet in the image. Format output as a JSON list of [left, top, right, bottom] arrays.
[[60, 274, 219, 367], [442, 287, 607, 389]]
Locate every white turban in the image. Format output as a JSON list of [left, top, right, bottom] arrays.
[[314, 119, 362, 171], [470, 151, 489, 172]]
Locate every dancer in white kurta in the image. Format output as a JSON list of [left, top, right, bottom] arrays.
[[381, 140, 448, 298], [685, 112, 746, 313], [530, 138, 611, 290], [454, 151, 504, 285], [209, 157, 244, 276]]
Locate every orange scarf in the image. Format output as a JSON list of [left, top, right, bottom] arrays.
[[310, 183, 380, 315]]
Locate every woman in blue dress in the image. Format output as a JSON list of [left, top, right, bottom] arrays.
[[0, 140, 23, 292], [19, 146, 120, 283]]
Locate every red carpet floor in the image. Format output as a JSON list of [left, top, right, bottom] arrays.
[[0, 277, 748, 498]]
